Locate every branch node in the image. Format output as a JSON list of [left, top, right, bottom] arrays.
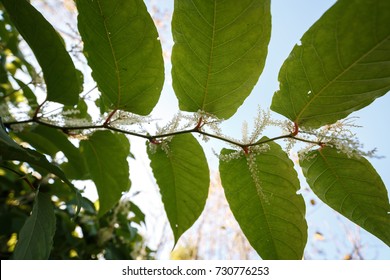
[[292, 122, 299, 136], [103, 109, 117, 126]]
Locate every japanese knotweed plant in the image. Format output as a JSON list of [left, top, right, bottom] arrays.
[[1, 0, 389, 259]]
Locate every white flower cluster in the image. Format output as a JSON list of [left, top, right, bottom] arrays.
[[298, 117, 377, 159], [109, 110, 153, 131], [246, 151, 267, 201], [218, 143, 270, 201], [148, 112, 184, 155], [61, 109, 81, 116]]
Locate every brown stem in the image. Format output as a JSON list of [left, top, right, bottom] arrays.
[[33, 100, 47, 119], [4, 117, 324, 150], [103, 109, 118, 126]]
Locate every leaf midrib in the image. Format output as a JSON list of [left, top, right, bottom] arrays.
[[201, 0, 217, 111], [294, 34, 390, 125], [245, 155, 280, 258], [97, 0, 122, 108], [167, 151, 180, 240]]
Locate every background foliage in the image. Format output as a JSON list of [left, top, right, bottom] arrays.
[[0, 0, 389, 259]]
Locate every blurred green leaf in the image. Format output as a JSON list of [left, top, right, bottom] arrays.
[[171, 0, 271, 119], [219, 139, 307, 260], [129, 202, 145, 226], [147, 134, 210, 243], [76, 0, 164, 114], [13, 78, 38, 108], [300, 147, 390, 246], [271, 0, 390, 129], [15, 125, 88, 180], [13, 191, 56, 259], [0, 119, 73, 187]]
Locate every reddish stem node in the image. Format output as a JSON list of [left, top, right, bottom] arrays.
[[103, 109, 117, 126], [195, 117, 203, 130], [292, 122, 299, 136], [150, 138, 161, 145]]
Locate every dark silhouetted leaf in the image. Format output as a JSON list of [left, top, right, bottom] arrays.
[[13, 191, 56, 259], [0, 119, 73, 187], [2, 0, 81, 105]]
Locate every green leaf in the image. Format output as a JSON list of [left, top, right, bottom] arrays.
[[271, 0, 390, 129], [80, 130, 131, 216], [1, 0, 81, 106], [300, 147, 390, 246], [0, 119, 73, 187], [171, 0, 271, 119], [13, 78, 38, 109], [219, 139, 307, 260], [147, 134, 210, 243], [129, 201, 145, 226], [13, 191, 56, 259], [76, 0, 164, 115], [15, 125, 88, 180]]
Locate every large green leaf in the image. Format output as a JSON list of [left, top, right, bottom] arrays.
[[271, 0, 390, 129], [1, 0, 81, 106], [147, 134, 210, 243], [219, 139, 307, 260], [171, 0, 271, 119], [13, 191, 56, 259], [0, 119, 73, 187], [300, 147, 390, 246], [76, 0, 164, 115], [80, 130, 131, 216]]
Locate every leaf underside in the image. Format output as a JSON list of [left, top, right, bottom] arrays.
[[1, 0, 81, 106], [80, 130, 131, 216], [76, 0, 164, 115], [300, 147, 390, 246], [171, 0, 271, 119], [13, 191, 56, 259], [147, 134, 210, 244], [219, 139, 307, 260], [271, 0, 390, 129]]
